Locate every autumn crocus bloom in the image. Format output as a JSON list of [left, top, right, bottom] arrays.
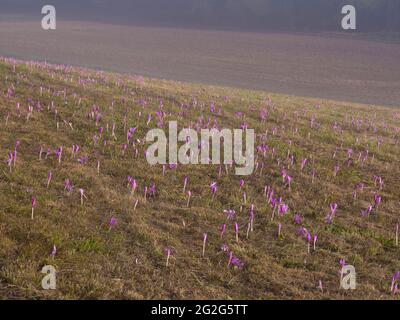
[[281, 169, 287, 182], [56, 146, 63, 163], [306, 233, 312, 253], [313, 235, 317, 251], [164, 247, 172, 267], [109, 217, 117, 228], [294, 214, 302, 225], [12, 140, 20, 165], [210, 182, 217, 200], [249, 204, 255, 232], [31, 197, 37, 220], [301, 158, 307, 170], [286, 176, 292, 191], [50, 245, 57, 260], [330, 203, 338, 215], [47, 171, 52, 188], [220, 224, 226, 238], [186, 190, 192, 207], [353, 182, 364, 199], [390, 272, 400, 296], [333, 165, 340, 176], [72, 145, 80, 158], [183, 176, 188, 193], [7, 152, 14, 172], [79, 188, 87, 205], [127, 176, 137, 194], [298, 227, 312, 252], [64, 179, 73, 193], [235, 222, 239, 243], [361, 205, 373, 217], [224, 209, 236, 220], [149, 184, 156, 197], [318, 280, 323, 292], [221, 244, 229, 252], [202, 233, 208, 257], [325, 203, 338, 224], [228, 252, 244, 269], [339, 259, 346, 280], [144, 186, 148, 202], [279, 203, 289, 216], [374, 194, 382, 206]]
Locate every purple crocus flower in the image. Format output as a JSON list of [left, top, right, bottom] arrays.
[[210, 182, 217, 200], [313, 234, 317, 251], [301, 158, 308, 170], [374, 194, 382, 206], [228, 252, 244, 269], [50, 245, 57, 259], [210, 182, 217, 193], [31, 197, 37, 220], [235, 222, 239, 243], [144, 186, 148, 202], [109, 217, 117, 227], [224, 209, 236, 220], [72, 145, 80, 158], [391, 272, 400, 296], [47, 171, 52, 188], [202, 233, 208, 257], [293, 214, 302, 225], [221, 244, 229, 252], [361, 205, 373, 217], [64, 179, 73, 193], [187, 190, 192, 207], [183, 176, 188, 193], [331, 203, 338, 215], [286, 176, 292, 191], [56, 146, 63, 163], [279, 203, 289, 216], [31, 197, 37, 209], [79, 188, 87, 205], [77, 155, 88, 165], [333, 165, 340, 176], [297, 225, 308, 239], [7, 152, 14, 172], [164, 247, 172, 267], [339, 259, 346, 279], [325, 203, 338, 224], [128, 177, 137, 195], [220, 223, 226, 238]]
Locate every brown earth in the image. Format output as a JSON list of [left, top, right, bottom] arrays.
[[0, 19, 399, 107]]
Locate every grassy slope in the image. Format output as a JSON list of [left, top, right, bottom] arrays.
[[0, 57, 399, 300]]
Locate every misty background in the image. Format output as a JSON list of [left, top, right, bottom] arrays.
[[1, 0, 400, 32], [1, 0, 400, 106]]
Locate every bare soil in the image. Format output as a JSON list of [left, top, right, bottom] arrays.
[[0, 18, 400, 106], [1, 19, 399, 106]]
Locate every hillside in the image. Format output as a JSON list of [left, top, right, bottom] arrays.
[[0, 57, 399, 299]]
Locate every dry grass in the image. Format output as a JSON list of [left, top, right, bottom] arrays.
[[0, 57, 399, 300]]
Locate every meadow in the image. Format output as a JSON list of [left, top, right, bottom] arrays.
[[0, 57, 399, 299]]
